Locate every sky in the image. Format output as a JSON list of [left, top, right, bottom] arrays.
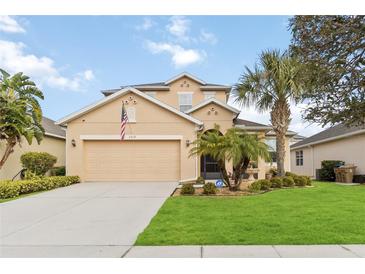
[[0, 15, 324, 136]]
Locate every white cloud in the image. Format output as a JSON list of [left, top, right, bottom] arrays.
[[83, 69, 95, 81], [199, 29, 218, 45], [166, 16, 191, 41], [140, 16, 217, 68], [0, 39, 94, 91], [136, 18, 155, 31], [0, 16, 25, 33], [146, 40, 205, 68]]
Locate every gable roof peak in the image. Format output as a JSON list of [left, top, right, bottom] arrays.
[[165, 72, 206, 85], [186, 97, 240, 114], [56, 86, 203, 126]]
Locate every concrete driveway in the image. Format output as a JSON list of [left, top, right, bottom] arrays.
[[0, 182, 177, 257]]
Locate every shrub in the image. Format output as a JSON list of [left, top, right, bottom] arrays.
[[248, 180, 261, 192], [0, 176, 80, 199], [303, 176, 312, 186], [282, 176, 295, 187], [270, 177, 283, 188], [294, 176, 307, 186], [24, 170, 42, 180], [21, 152, 57, 176], [285, 171, 299, 179], [319, 160, 345, 181], [50, 166, 66, 176], [0, 181, 21, 199], [17, 179, 44, 194], [180, 184, 195, 195], [203, 182, 217, 195], [354, 175, 365, 184], [257, 179, 271, 190], [195, 176, 205, 185], [269, 167, 278, 176]]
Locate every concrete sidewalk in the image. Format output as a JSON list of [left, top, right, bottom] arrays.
[[123, 245, 365, 258]]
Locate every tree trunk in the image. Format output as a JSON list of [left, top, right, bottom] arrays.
[[271, 100, 290, 177], [231, 157, 250, 191], [275, 130, 286, 177], [0, 139, 17, 170], [217, 159, 230, 187]]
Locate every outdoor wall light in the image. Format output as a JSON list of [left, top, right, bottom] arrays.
[[186, 140, 191, 147], [71, 139, 76, 147]]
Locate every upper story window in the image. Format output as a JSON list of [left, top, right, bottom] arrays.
[[178, 92, 193, 112], [145, 92, 156, 98], [204, 91, 216, 100], [296, 150, 303, 166], [127, 107, 136, 123]]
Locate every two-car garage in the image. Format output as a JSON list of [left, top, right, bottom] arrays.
[[83, 140, 181, 182]]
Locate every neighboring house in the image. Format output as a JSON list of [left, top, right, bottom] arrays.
[[290, 124, 365, 178], [0, 117, 66, 180], [290, 134, 306, 146], [57, 72, 295, 183]]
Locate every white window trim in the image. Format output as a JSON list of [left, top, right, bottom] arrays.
[[178, 92, 193, 112], [203, 91, 216, 99], [126, 107, 136, 123], [296, 150, 304, 166]]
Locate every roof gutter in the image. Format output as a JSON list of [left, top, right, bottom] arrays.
[[290, 128, 365, 150], [45, 132, 66, 140], [235, 125, 272, 131]]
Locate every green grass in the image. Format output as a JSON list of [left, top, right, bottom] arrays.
[[135, 182, 365, 245]]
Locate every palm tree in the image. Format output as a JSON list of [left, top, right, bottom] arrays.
[[0, 69, 44, 170], [232, 50, 305, 177], [190, 127, 270, 191]]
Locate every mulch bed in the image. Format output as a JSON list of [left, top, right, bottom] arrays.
[[172, 185, 314, 197], [173, 187, 259, 197]]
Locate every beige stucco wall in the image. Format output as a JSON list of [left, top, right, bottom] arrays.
[[153, 76, 226, 109], [66, 91, 199, 182], [0, 136, 66, 180], [290, 133, 365, 177]]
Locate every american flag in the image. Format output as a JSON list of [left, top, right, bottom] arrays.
[[120, 104, 128, 140]]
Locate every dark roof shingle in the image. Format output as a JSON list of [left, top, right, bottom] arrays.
[[42, 117, 65, 138], [233, 118, 271, 127], [291, 124, 365, 149]]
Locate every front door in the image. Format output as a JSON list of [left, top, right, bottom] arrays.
[[200, 155, 222, 180]]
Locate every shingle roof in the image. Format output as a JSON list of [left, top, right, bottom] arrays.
[[291, 123, 365, 149], [233, 118, 271, 128], [266, 130, 298, 136], [42, 116, 65, 138]]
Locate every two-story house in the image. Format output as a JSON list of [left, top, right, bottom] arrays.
[[56, 72, 293, 183]]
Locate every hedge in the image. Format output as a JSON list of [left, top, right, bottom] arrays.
[[319, 160, 345, 181], [0, 176, 80, 199]]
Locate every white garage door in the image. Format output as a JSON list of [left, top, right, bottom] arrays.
[[84, 140, 180, 182]]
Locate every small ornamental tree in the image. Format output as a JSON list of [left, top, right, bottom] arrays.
[[21, 152, 57, 176], [190, 126, 270, 191], [0, 69, 44, 170]]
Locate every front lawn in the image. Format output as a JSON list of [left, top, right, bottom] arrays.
[[136, 182, 365, 245]]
